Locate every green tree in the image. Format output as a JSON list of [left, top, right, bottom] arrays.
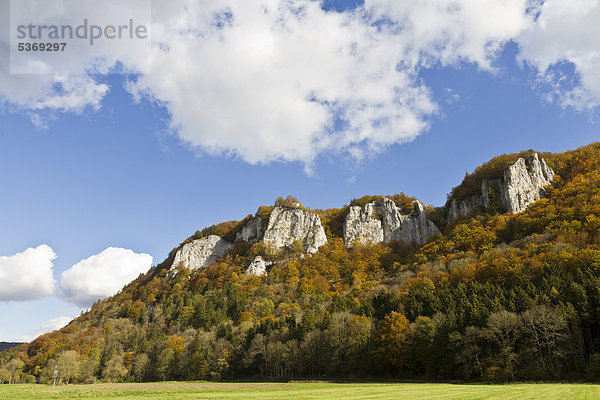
[[56, 351, 81, 384], [102, 354, 128, 382], [521, 305, 569, 379], [485, 311, 522, 381]]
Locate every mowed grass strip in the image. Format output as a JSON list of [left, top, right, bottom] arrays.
[[0, 382, 599, 400]]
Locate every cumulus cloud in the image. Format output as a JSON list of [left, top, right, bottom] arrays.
[[127, 0, 536, 166], [0, 245, 56, 301], [364, 0, 529, 69], [517, 0, 600, 110], [17, 315, 73, 342], [0, 0, 598, 165], [0, 1, 110, 113], [128, 1, 431, 166], [59, 247, 152, 308]]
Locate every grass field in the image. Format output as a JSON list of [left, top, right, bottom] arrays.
[[1, 381, 599, 400]]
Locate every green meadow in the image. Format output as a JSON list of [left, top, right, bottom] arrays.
[[0, 382, 599, 400]]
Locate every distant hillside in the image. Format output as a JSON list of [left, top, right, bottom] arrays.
[[0, 343, 21, 352], [2, 142, 600, 384]]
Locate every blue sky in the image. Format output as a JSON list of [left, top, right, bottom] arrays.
[[0, 0, 599, 341]]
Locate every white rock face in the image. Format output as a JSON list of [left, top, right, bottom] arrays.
[[399, 201, 442, 244], [263, 206, 328, 254], [235, 217, 263, 244], [501, 153, 554, 213], [246, 255, 272, 276], [343, 198, 440, 247], [343, 202, 384, 245], [447, 152, 554, 222], [171, 235, 233, 271]]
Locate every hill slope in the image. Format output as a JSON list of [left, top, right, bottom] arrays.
[[2, 143, 600, 384], [0, 343, 22, 352]]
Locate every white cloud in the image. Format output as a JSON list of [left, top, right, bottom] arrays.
[[0, 8, 108, 113], [365, 0, 529, 69], [17, 315, 73, 342], [59, 247, 152, 308], [0, 0, 528, 166], [516, 0, 600, 110], [0, 245, 56, 301], [1, 0, 598, 165], [0, 0, 127, 113], [35, 315, 72, 336], [128, 1, 430, 166], [128, 0, 533, 166]]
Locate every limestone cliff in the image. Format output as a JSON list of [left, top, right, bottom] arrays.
[[343, 202, 384, 245], [500, 153, 554, 214], [172, 235, 233, 271], [263, 205, 327, 254], [343, 198, 440, 247], [170, 153, 553, 271], [448, 153, 554, 222]]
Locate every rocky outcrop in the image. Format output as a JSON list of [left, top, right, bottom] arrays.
[[401, 201, 443, 244], [246, 256, 272, 276], [447, 188, 487, 223], [343, 198, 440, 247], [448, 153, 554, 222], [263, 205, 327, 254], [500, 153, 554, 214], [343, 202, 384, 245], [235, 217, 263, 244], [171, 235, 233, 271]]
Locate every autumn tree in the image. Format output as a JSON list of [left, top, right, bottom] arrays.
[[376, 312, 410, 372]]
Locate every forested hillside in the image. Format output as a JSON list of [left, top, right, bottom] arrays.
[[0, 344, 20, 352], [2, 143, 600, 384]]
